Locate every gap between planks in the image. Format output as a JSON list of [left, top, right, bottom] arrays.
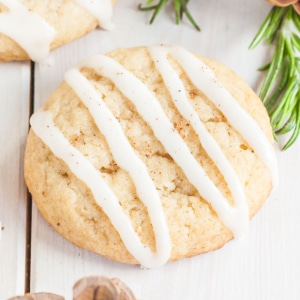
[[25, 61, 35, 294]]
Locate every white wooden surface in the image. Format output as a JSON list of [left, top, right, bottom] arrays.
[[1, 0, 300, 299], [0, 61, 30, 297]]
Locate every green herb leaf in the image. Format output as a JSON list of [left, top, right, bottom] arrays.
[[138, 0, 200, 31], [250, 6, 300, 150]]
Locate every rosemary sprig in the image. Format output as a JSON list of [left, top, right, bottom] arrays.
[[249, 6, 300, 150], [138, 0, 200, 31]]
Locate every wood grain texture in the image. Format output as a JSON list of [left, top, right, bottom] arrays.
[[1, 0, 300, 299], [0, 61, 31, 299]]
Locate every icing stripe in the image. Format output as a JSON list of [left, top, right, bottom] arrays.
[[75, 0, 114, 30], [165, 45, 279, 186], [64, 68, 171, 267], [77, 54, 249, 237], [148, 45, 249, 230], [30, 111, 171, 269], [0, 0, 56, 62]]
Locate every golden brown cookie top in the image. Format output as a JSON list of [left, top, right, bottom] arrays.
[[24, 45, 277, 268]]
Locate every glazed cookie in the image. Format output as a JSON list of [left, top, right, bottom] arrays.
[[24, 45, 278, 268], [0, 0, 116, 62]]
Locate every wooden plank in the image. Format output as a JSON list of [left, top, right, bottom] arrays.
[[29, 0, 300, 299], [0, 61, 31, 299]]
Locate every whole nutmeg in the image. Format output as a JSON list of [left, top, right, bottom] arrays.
[[73, 276, 136, 300], [266, 0, 300, 13], [8, 276, 136, 300]]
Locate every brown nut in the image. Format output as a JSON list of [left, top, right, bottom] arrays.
[[73, 276, 136, 300], [266, 0, 300, 13]]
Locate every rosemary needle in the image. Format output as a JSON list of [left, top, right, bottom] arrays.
[[138, 0, 200, 31], [249, 6, 300, 150]]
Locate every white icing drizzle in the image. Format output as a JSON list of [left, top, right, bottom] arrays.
[[75, 0, 114, 30], [30, 110, 171, 269], [64, 68, 171, 267], [0, 0, 114, 62], [78, 53, 266, 237], [30, 45, 278, 267], [148, 45, 249, 234], [0, 0, 56, 62], [162, 45, 279, 186]]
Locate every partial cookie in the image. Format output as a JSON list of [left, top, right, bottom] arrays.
[[0, 0, 116, 62], [24, 45, 277, 268]]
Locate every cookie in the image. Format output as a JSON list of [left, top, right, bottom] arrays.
[[24, 45, 278, 268], [0, 0, 116, 62]]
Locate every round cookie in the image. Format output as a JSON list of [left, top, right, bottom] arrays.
[[24, 45, 277, 268], [0, 0, 116, 62]]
